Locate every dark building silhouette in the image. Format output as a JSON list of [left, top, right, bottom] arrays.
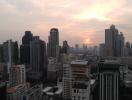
[[62, 40, 69, 54], [0, 44, 4, 62], [105, 25, 124, 57], [20, 31, 33, 64], [13, 41, 18, 64], [98, 60, 120, 100], [3, 40, 18, 64], [47, 28, 59, 58], [0, 82, 7, 100], [126, 42, 131, 56], [28, 36, 47, 84]]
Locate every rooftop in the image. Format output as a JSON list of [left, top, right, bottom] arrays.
[[71, 60, 88, 65]]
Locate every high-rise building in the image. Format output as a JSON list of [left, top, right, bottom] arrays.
[[20, 31, 33, 64], [63, 60, 91, 100], [30, 36, 47, 82], [99, 43, 105, 57], [105, 25, 125, 57], [47, 28, 59, 58], [63, 63, 72, 100], [105, 25, 118, 56], [71, 60, 90, 100], [98, 60, 120, 100], [3, 40, 18, 73], [62, 40, 69, 54], [126, 42, 131, 56], [9, 65, 26, 87], [117, 32, 125, 56], [0, 44, 4, 62], [47, 57, 57, 82]]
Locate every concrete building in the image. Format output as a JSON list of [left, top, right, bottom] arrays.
[[47, 57, 58, 82], [47, 28, 59, 58], [63, 60, 91, 100], [63, 63, 72, 100], [9, 65, 26, 87], [98, 60, 120, 100], [71, 60, 90, 100]]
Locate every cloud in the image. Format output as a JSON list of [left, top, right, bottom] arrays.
[[0, 0, 132, 46]]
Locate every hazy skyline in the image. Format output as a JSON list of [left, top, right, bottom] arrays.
[[0, 0, 132, 46]]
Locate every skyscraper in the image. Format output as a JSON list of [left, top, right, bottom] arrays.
[[20, 31, 33, 64], [30, 36, 47, 82], [98, 60, 120, 100], [105, 25, 119, 56], [117, 32, 125, 56], [62, 40, 69, 54], [71, 60, 90, 100], [63, 60, 91, 100], [47, 28, 59, 58], [3, 40, 18, 73]]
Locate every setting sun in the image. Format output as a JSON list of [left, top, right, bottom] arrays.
[[83, 38, 91, 44]]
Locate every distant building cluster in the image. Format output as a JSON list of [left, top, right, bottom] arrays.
[[100, 25, 132, 57], [0, 25, 132, 100]]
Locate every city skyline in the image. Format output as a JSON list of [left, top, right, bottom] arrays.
[[0, 0, 132, 46]]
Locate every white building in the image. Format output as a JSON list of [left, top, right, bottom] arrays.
[[63, 60, 91, 100], [71, 60, 90, 100]]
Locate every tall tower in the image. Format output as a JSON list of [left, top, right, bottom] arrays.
[[20, 31, 33, 64], [3, 40, 18, 73], [98, 60, 120, 100], [118, 32, 125, 56], [47, 28, 59, 58], [62, 40, 69, 54], [30, 36, 47, 72], [105, 25, 119, 56], [71, 60, 90, 100], [30, 36, 47, 82]]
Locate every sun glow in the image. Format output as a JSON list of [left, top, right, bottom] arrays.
[[83, 38, 91, 44]]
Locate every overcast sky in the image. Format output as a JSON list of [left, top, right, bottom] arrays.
[[0, 0, 132, 46]]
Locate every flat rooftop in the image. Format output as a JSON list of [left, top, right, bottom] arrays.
[[71, 60, 88, 65], [100, 60, 119, 64]]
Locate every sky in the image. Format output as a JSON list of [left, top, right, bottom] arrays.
[[0, 0, 132, 46]]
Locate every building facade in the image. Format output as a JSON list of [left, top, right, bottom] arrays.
[[71, 60, 90, 100], [30, 36, 47, 83], [105, 25, 125, 57], [98, 60, 120, 100], [20, 31, 33, 64], [47, 28, 59, 58], [9, 65, 26, 87]]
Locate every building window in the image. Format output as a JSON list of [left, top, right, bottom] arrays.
[[74, 89, 76, 93]]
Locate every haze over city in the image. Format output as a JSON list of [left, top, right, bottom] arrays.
[[0, 0, 132, 46]]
